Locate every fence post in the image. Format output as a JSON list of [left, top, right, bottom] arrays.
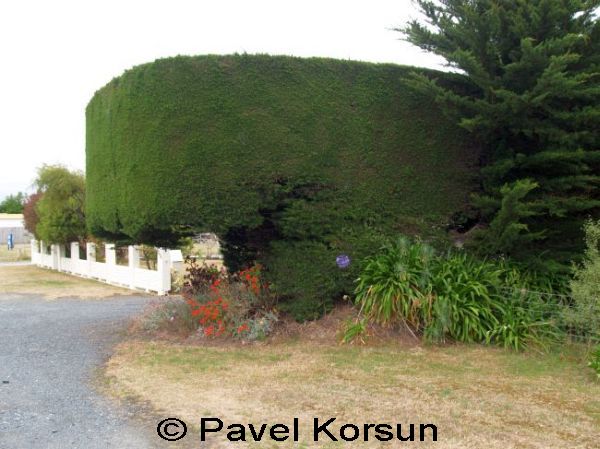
[[71, 242, 79, 261], [87, 242, 96, 261], [128, 245, 139, 289], [106, 243, 116, 266], [51, 244, 59, 270], [69, 242, 79, 274], [58, 244, 66, 271], [156, 248, 171, 295], [86, 242, 96, 277], [30, 239, 36, 264]]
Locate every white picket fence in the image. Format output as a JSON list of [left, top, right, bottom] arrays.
[[30, 240, 183, 295]]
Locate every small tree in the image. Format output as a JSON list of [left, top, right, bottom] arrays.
[[400, 0, 600, 269], [23, 192, 43, 239], [34, 165, 86, 244], [0, 192, 26, 213]]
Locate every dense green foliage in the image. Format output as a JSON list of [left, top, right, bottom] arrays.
[[34, 165, 86, 244], [589, 345, 600, 378], [565, 219, 600, 340], [86, 54, 478, 320], [0, 192, 25, 213], [401, 0, 600, 272], [353, 237, 435, 326], [353, 237, 561, 350]]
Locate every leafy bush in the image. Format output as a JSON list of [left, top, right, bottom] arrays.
[[0, 192, 25, 214], [182, 256, 225, 296], [184, 262, 278, 340], [485, 291, 562, 352], [86, 54, 478, 321], [589, 346, 600, 379], [266, 240, 342, 322], [427, 253, 502, 343], [354, 237, 434, 327], [564, 220, 600, 341], [341, 317, 369, 344], [235, 312, 279, 341], [353, 237, 563, 350], [34, 165, 86, 244], [139, 297, 198, 334]]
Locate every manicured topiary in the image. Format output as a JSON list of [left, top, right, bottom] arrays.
[[86, 54, 477, 320]]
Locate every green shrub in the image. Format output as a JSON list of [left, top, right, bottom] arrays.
[[427, 253, 503, 343], [86, 54, 478, 320], [266, 240, 342, 321], [341, 317, 369, 344], [183, 261, 279, 340], [353, 237, 563, 350], [236, 312, 278, 341], [564, 220, 600, 340], [589, 346, 600, 379], [139, 298, 198, 334], [485, 291, 562, 352], [354, 237, 435, 327]]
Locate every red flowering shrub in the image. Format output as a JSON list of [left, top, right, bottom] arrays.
[[182, 256, 226, 297], [182, 262, 277, 340]]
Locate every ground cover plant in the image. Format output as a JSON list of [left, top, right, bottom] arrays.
[[86, 54, 478, 320]]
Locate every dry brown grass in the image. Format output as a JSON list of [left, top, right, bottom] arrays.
[[0, 265, 136, 299], [106, 339, 600, 449], [0, 243, 30, 262]]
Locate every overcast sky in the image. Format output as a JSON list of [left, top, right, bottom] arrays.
[[0, 0, 445, 200]]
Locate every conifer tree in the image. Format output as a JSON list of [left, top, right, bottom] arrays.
[[400, 0, 600, 270]]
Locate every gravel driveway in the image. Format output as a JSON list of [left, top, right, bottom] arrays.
[[0, 293, 176, 449]]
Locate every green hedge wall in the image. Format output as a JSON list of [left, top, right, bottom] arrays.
[[86, 54, 478, 320]]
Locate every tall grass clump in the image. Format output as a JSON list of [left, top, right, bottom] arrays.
[[352, 237, 563, 351], [354, 237, 434, 327], [564, 219, 600, 343], [426, 253, 502, 343]]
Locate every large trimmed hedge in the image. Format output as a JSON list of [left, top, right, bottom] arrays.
[[86, 54, 478, 320]]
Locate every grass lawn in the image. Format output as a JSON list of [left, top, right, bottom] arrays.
[[0, 243, 30, 262], [0, 265, 134, 298], [105, 339, 599, 448]]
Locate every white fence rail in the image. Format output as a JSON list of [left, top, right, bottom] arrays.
[[30, 240, 182, 295]]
